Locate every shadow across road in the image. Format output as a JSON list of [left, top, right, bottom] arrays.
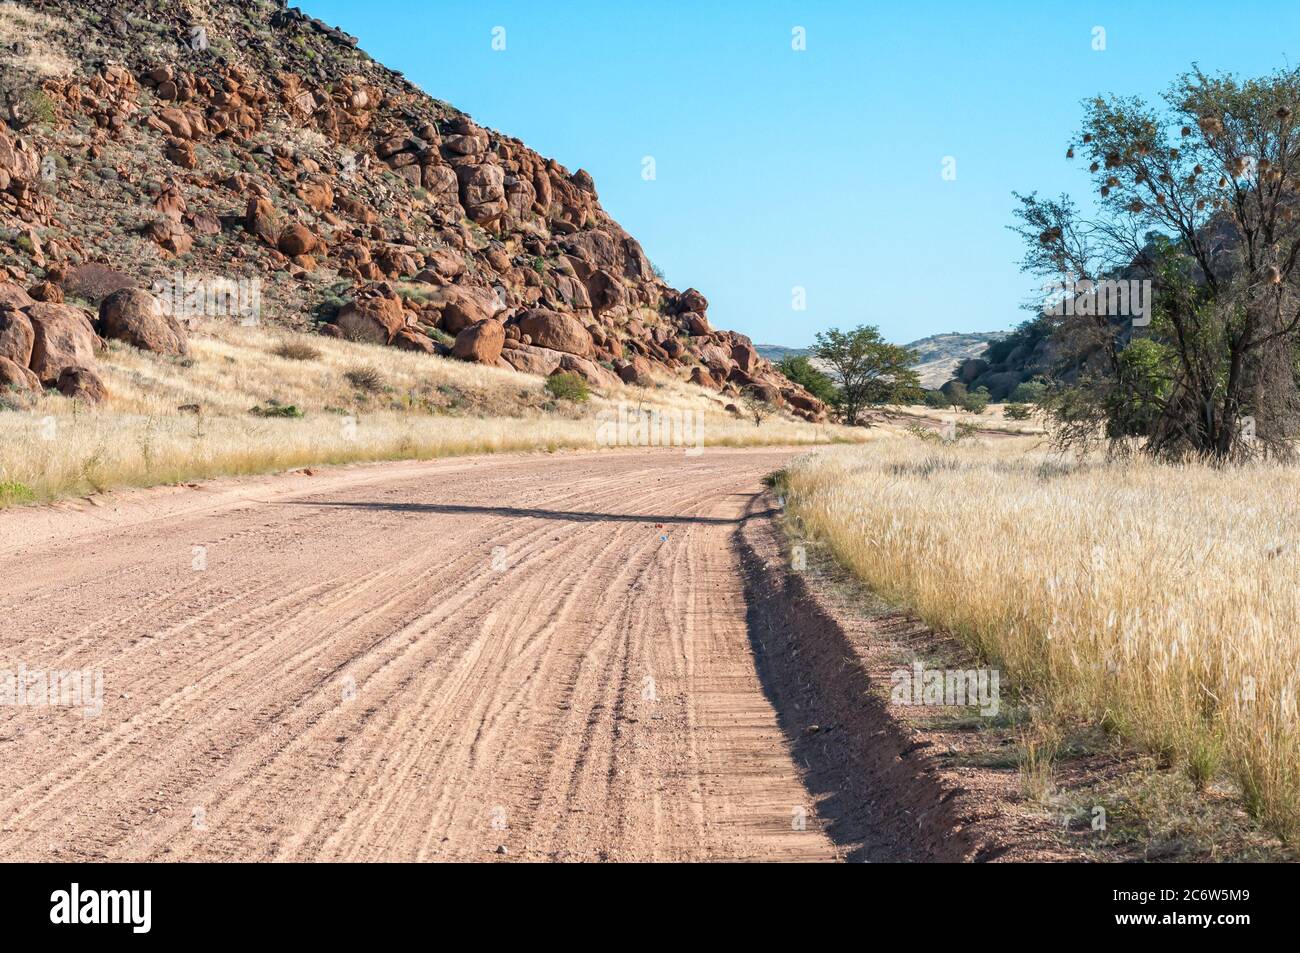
[[277, 499, 778, 527]]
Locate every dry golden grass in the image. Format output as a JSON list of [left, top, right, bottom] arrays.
[[0, 3, 75, 78], [781, 435, 1300, 841], [0, 320, 860, 505]]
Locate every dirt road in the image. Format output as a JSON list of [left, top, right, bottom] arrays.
[[0, 448, 845, 861]]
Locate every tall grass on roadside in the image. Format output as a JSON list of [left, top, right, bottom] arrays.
[[781, 438, 1300, 841]]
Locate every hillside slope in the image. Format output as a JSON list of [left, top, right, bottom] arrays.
[[756, 331, 1006, 389], [0, 0, 825, 419], [904, 331, 1006, 388]]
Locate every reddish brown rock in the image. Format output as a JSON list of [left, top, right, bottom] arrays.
[[0, 355, 39, 392], [392, 328, 436, 354], [27, 304, 99, 385], [0, 307, 35, 367], [277, 224, 321, 257], [56, 366, 108, 403], [617, 356, 653, 385], [333, 288, 405, 345], [731, 342, 759, 374], [28, 281, 64, 303], [516, 308, 593, 357], [98, 288, 189, 356], [0, 282, 34, 310], [452, 319, 505, 364]]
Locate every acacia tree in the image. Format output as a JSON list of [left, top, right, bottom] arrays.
[[1014, 66, 1300, 461], [813, 326, 919, 426]]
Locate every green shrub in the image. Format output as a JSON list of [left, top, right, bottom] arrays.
[[776, 355, 838, 405], [1010, 380, 1048, 404], [962, 387, 990, 414], [923, 389, 948, 409], [0, 481, 35, 505], [1004, 403, 1034, 420], [545, 372, 590, 402]]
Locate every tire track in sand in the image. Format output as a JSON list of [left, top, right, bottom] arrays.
[[0, 448, 841, 861]]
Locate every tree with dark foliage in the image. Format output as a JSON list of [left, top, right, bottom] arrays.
[[813, 326, 920, 426], [1014, 66, 1300, 461]]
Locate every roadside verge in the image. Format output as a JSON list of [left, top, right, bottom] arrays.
[[734, 489, 1079, 862]]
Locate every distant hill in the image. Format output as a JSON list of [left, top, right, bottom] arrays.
[[904, 331, 1007, 388], [754, 344, 812, 363], [756, 331, 1006, 389]]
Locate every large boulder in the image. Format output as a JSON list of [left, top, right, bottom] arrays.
[[277, 224, 321, 257], [500, 343, 564, 376], [557, 353, 621, 390], [0, 355, 39, 392], [98, 288, 189, 356], [392, 328, 437, 354], [678, 288, 708, 314], [516, 308, 593, 357], [958, 358, 990, 385], [681, 311, 710, 336], [0, 306, 35, 367], [731, 342, 759, 374], [431, 284, 501, 334], [0, 281, 34, 310], [456, 163, 507, 223], [453, 319, 505, 364], [56, 366, 108, 404], [26, 303, 99, 385], [617, 356, 653, 385], [333, 289, 405, 345]]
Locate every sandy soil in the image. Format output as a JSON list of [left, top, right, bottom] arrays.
[[0, 447, 845, 861]]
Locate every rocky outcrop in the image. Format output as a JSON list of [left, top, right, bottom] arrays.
[[0, 355, 40, 392], [98, 288, 188, 356], [333, 285, 406, 345], [27, 302, 99, 385], [0, 280, 110, 398], [0, 306, 35, 367], [0, 0, 824, 417], [452, 319, 505, 365], [56, 365, 107, 403], [516, 309, 592, 357]]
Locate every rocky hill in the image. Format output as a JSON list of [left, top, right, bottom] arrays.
[[756, 331, 1006, 389], [946, 318, 1054, 400], [0, 0, 825, 419], [904, 331, 1006, 388]]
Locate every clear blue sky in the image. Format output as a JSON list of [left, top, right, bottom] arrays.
[[303, 0, 1300, 346]]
